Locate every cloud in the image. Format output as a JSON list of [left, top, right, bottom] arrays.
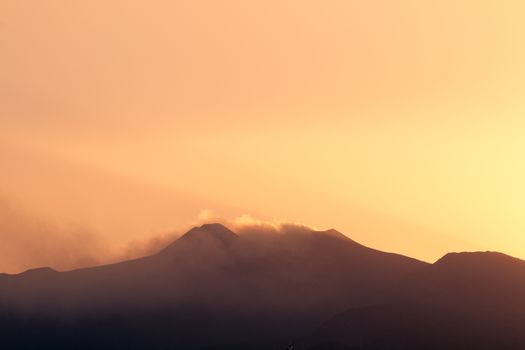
[[118, 211, 320, 261], [117, 231, 180, 261], [192, 210, 318, 235], [0, 194, 199, 273], [0, 200, 320, 274], [232, 214, 317, 235], [0, 197, 113, 274]]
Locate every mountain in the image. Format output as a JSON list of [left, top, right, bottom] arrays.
[[305, 251, 525, 350], [3, 224, 525, 350], [0, 223, 425, 349]]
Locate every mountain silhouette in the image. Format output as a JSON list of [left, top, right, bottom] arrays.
[[305, 251, 525, 350], [0, 223, 524, 349], [167, 223, 239, 247]]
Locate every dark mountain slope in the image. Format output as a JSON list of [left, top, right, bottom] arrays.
[[0, 223, 425, 349], [306, 251, 525, 350]]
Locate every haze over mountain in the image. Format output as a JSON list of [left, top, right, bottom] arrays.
[[0, 223, 422, 314], [5, 0, 525, 264], [1, 223, 524, 349], [3, 1, 525, 349]]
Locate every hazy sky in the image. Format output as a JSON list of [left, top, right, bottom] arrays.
[[1, 0, 525, 272]]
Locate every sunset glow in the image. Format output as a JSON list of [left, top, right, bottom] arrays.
[[1, 0, 525, 273]]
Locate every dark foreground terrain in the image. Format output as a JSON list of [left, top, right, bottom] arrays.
[[1, 223, 525, 349]]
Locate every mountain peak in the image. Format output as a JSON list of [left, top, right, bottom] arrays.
[[158, 223, 238, 254], [436, 251, 512, 263], [179, 223, 238, 244], [199, 223, 233, 232], [15, 267, 57, 277], [434, 251, 524, 271]]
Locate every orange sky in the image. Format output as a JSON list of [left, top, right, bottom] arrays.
[[1, 0, 525, 272]]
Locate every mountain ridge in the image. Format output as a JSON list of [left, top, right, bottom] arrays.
[[0, 223, 523, 350]]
